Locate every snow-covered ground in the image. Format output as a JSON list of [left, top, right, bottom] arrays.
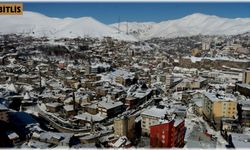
[[137, 136, 150, 148], [185, 105, 228, 148]]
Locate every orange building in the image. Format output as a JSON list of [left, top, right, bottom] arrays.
[[150, 119, 185, 148]]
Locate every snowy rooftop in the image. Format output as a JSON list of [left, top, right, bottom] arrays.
[[231, 133, 250, 148], [174, 119, 184, 127], [45, 102, 63, 108], [23, 92, 31, 100], [98, 100, 123, 110], [184, 56, 250, 63], [63, 105, 74, 111], [127, 85, 152, 99], [91, 63, 110, 69], [7, 132, 19, 140], [0, 104, 8, 110], [6, 83, 18, 93], [111, 136, 131, 148], [74, 112, 106, 122], [204, 91, 236, 102], [237, 83, 250, 90], [100, 69, 135, 82], [141, 106, 168, 118], [194, 99, 203, 107], [39, 132, 73, 143], [22, 140, 51, 149]]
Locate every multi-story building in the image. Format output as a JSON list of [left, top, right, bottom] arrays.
[[150, 119, 185, 148], [165, 74, 172, 90], [98, 100, 123, 118], [114, 115, 136, 140], [141, 106, 168, 136], [238, 100, 250, 127], [236, 83, 250, 97], [115, 75, 137, 87], [174, 76, 207, 91], [125, 85, 153, 109], [243, 68, 250, 84], [202, 41, 211, 50], [202, 91, 237, 130]]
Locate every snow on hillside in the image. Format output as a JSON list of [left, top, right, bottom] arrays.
[[110, 22, 156, 39], [110, 13, 250, 40], [0, 11, 249, 41], [0, 11, 137, 41], [53, 17, 137, 41]]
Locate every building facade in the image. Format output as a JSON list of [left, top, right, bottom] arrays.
[[114, 115, 136, 140], [243, 69, 250, 84], [150, 119, 185, 148], [202, 92, 237, 130]]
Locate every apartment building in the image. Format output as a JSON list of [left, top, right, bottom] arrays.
[[150, 119, 185, 148], [202, 91, 237, 130]]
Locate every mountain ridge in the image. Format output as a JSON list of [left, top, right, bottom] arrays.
[[0, 11, 249, 41]]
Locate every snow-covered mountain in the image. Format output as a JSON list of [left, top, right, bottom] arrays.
[[0, 11, 249, 41], [110, 22, 156, 40], [0, 11, 137, 41], [110, 13, 250, 40]]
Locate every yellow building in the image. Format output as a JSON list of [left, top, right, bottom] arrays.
[[191, 48, 201, 57], [202, 92, 237, 130]]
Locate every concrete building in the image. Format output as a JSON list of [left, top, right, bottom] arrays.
[[98, 100, 123, 118], [238, 100, 250, 127], [141, 106, 168, 136], [193, 99, 203, 116], [202, 91, 237, 130], [236, 83, 250, 97], [202, 41, 211, 50], [165, 74, 172, 90], [125, 85, 153, 109], [243, 68, 250, 84], [150, 119, 185, 148], [175, 76, 207, 91], [114, 115, 136, 140], [45, 102, 63, 113], [63, 105, 76, 117], [228, 133, 250, 148]]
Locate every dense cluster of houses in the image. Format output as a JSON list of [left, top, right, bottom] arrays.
[[0, 33, 250, 148]]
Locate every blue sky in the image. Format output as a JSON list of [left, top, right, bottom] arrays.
[[24, 2, 250, 24]]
